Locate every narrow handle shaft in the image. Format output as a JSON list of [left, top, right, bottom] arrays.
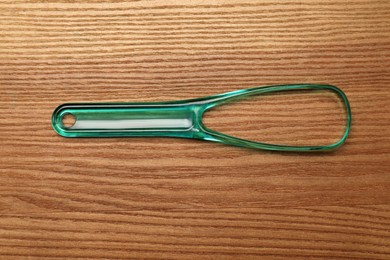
[[52, 103, 198, 138]]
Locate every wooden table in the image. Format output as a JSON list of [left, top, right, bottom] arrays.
[[1, 1, 389, 259]]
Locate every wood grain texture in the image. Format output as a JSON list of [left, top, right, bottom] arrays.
[[0, 0, 389, 259]]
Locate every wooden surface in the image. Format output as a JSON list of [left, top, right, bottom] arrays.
[[1, 0, 390, 259]]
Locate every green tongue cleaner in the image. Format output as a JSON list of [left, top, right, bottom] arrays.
[[52, 84, 351, 152]]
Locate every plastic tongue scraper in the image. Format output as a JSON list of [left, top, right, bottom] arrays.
[[52, 84, 351, 152]]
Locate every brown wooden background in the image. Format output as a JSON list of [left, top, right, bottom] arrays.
[[1, 0, 389, 259]]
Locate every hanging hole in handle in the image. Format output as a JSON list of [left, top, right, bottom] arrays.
[[202, 89, 348, 147], [61, 113, 76, 129]]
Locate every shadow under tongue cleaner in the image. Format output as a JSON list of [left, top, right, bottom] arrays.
[[52, 84, 351, 152]]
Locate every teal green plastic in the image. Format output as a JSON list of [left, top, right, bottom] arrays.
[[52, 84, 351, 152]]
